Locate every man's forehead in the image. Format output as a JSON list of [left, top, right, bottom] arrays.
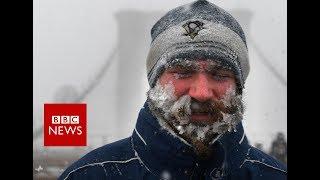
[[197, 60, 213, 69]]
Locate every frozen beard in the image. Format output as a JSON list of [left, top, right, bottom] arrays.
[[147, 81, 244, 158]]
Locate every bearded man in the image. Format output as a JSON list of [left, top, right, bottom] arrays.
[[59, 0, 287, 179]]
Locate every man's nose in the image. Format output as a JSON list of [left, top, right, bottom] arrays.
[[188, 73, 214, 102]]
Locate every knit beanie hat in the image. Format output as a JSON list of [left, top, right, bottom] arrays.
[[146, 0, 250, 93]]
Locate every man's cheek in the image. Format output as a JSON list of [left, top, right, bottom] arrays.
[[159, 72, 174, 86], [217, 84, 236, 99], [171, 82, 190, 97]]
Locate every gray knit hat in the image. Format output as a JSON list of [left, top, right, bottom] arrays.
[[146, 0, 250, 93]]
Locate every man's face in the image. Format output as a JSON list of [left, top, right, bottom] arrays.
[[159, 59, 236, 123], [147, 59, 244, 152]]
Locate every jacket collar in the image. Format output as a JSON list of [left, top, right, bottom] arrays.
[[131, 102, 250, 178]]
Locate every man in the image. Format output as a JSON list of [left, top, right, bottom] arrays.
[[270, 132, 287, 164], [59, 0, 287, 179]]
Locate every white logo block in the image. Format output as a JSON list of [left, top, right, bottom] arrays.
[[61, 116, 70, 124], [52, 116, 60, 124], [70, 116, 80, 124]]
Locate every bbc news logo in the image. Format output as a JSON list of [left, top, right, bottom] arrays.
[[51, 116, 79, 124], [44, 104, 86, 146], [49, 116, 82, 135]]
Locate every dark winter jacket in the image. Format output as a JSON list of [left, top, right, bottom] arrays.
[[59, 102, 287, 180]]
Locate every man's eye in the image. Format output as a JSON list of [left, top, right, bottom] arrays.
[[212, 74, 230, 81]]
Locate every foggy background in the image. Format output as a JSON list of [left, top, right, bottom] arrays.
[[33, 0, 286, 178]]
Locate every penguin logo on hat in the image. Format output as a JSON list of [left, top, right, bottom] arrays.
[[182, 20, 204, 39]]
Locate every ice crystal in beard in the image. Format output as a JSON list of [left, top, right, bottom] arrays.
[[170, 95, 191, 125], [221, 87, 237, 108], [217, 87, 244, 133], [175, 123, 214, 142], [183, 124, 211, 141], [147, 81, 177, 120]]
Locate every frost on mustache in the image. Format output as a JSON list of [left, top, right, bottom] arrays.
[[171, 86, 243, 143], [148, 81, 244, 145]]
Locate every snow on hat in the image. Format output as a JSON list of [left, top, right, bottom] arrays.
[[146, 0, 250, 93]]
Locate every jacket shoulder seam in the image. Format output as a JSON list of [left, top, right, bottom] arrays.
[[240, 159, 287, 174], [62, 157, 139, 180]]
